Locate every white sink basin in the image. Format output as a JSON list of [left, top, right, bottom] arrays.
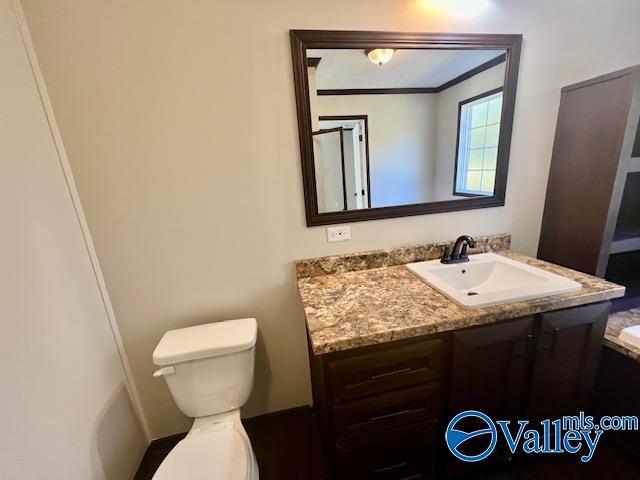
[[406, 253, 581, 309], [620, 326, 640, 349]]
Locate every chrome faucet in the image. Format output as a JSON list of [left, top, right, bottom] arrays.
[[441, 235, 477, 264]]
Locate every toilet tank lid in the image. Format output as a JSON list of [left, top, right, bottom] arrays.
[[153, 318, 257, 366]]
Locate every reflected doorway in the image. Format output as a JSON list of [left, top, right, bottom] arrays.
[[313, 115, 371, 213]]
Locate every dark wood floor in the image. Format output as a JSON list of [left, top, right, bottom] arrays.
[[135, 407, 640, 480], [134, 407, 325, 480]]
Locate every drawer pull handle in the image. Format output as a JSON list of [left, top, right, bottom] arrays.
[[371, 368, 412, 380], [335, 442, 351, 454], [371, 409, 411, 423], [345, 367, 431, 392], [373, 462, 408, 475], [346, 407, 427, 431]]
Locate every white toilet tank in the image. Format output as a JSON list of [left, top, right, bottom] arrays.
[[153, 318, 257, 418]]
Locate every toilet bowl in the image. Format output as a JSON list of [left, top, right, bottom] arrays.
[[151, 318, 259, 480], [152, 410, 257, 480]]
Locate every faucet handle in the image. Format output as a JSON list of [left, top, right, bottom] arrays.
[[440, 246, 452, 264]]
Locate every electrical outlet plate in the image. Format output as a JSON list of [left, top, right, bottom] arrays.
[[327, 226, 351, 242]]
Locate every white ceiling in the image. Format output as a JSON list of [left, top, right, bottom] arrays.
[[307, 49, 505, 90]]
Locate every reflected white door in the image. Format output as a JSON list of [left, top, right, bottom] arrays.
[[342, 128, 359, 210], [313, 127, 345, 213], [318, 117, 369, 211]]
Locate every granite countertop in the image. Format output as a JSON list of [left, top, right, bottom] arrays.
[[297, 240, 625, 355], [605, 309, 640, 363]]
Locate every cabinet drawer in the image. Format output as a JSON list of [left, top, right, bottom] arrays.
[[328, 339, 443, 403], [334, 421, 437, 480], [333, 383, 440, 444]]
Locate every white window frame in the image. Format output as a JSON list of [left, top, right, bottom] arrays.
[[454, 89, 503, 196]]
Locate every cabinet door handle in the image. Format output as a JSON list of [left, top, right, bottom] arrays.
[[542, 328, 560, 355], [371, 367, 412, 381], [513, 333, 534, 358]]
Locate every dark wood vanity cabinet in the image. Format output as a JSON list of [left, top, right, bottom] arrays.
[[594, 347, 640, 462], [309, 336, 448, 479], [449, 317, 535, 418], [308, 302, 610, 479], [527, 302, 610, 419], [447, 317, 536, 476]]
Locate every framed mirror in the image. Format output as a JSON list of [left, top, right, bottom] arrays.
[[290, 30, 522, 226]]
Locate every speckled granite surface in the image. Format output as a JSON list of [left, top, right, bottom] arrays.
[[605, 309, 640, 363], [295, 233, 510, 279], [298, 250, 625, 355]]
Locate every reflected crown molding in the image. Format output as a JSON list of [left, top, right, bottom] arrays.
[[316, 53, 506, 96]]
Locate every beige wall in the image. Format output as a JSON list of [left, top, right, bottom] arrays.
[[318, 93, 439, 206], [19, 0, 640, 439], [0, 0, 146, 476]]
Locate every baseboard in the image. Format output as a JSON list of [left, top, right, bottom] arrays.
[[243, 404, 313, 423]]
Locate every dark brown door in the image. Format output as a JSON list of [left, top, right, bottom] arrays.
[[528, 302, 610, 419], [537, 70, 636, 275], [447, 317, 535, 474]]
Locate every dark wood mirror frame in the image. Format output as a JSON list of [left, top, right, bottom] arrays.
[[290, 30, 522, 226]]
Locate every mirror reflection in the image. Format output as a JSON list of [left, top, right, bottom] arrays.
[[306, 48, 507, 213]]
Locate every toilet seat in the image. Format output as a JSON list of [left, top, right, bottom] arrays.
[[152, 428, 251, 480]]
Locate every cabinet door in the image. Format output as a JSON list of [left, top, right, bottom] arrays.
[[528, 302, 610, 419], [594, 346, 640, 462], [447, 317, 535, 475], [449, 317, 535, 417]]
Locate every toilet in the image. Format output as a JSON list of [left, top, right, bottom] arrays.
[[151, 318, 259, 479]]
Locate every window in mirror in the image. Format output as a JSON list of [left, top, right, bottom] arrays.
[[454, 88, 503, 196]]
